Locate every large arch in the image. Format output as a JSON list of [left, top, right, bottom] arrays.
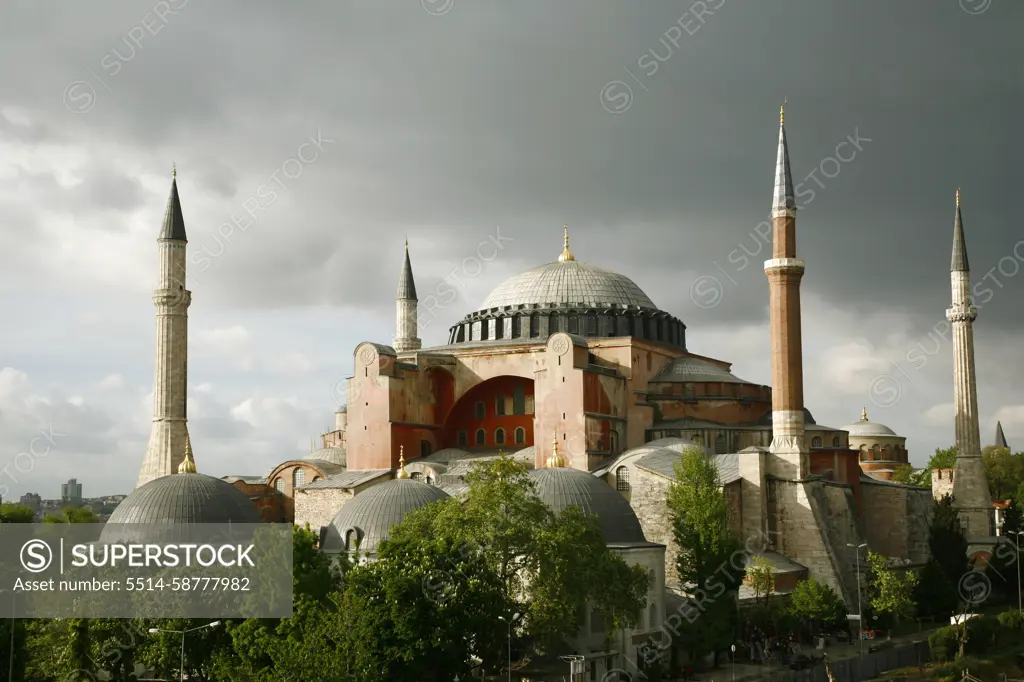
[[442, 375, 535, 450]]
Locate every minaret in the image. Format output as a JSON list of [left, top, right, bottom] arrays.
[[764, 103, 809, 478], [994, 421, 1009, 450], [137, 168, 192, 488], [393, 239, 421, 352], [946, 189, 993, 540]]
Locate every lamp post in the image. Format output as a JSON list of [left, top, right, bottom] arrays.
[[497, 613, 521, 682], [1008, 531, 1023, 615], [847, 543, 867, 660], [730, 643, 736, 681], [148, 621, 220, 682]]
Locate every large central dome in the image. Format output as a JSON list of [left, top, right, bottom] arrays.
[[480, 260, 658, 310]]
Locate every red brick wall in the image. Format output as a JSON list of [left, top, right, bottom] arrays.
[[229, 480, 287, 523], [442, 376, 535, 449]]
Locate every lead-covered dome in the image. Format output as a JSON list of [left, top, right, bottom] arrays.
[[106, 473, 263, 525], [529, 467, 647, 544], [322, 479, 450, 555], [842, 409, 898, 438], [481, 261, 657, 310]]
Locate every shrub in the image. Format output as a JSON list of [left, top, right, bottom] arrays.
[[964, 615, 999, 656], [928, 625, 958, 662], [996, 609, 1024, 631]]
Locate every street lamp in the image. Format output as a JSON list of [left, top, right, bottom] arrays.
[[730, 643, 736, 681], [1008, 531, 1023, 615], [148, 621, 221, 682], [497, 613, 521, 682], [847, 543, 867, 660]]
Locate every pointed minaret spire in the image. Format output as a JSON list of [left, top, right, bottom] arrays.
[[772, 101, 796, 217], [177, 432, 197, 473], [393, 239, 422, 352], [160, 167, 187, 242], [951, 188, 969, 272], [994, 421, 1009, 450], [558, 224, 575, 262]]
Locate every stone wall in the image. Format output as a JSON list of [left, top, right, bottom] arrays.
[[630, 467, 676, 584], [294, 488, 353, 533], [860, 480, 933, 564], [932, 468, 954, 501]]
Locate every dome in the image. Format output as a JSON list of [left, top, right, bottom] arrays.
[[843, 409, 898, 438], [528, 467, 647, 544], [322, 479, 450, 555], [105, 473, 263, 525], [306, 447, 346, 466], [480, 261, 657, 310]]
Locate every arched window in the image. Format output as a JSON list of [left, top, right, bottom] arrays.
[[530, 315, 540, 337], [496, 396, 506, 416], [568, 314, 578, 334], [833, 435, 841, 447], [475, 429, 486, 446], [511, 315, 521, 338], [457, 430, 468, 447], [474, 401, 485, 419], [811, 436, 822, 448], [587, 313, 598, 336], [293, 469, 305, 487], [647, 569, 656, 589], [610, 431, 619, 454], [411, 472, 423, 481], [312, 476, 322, 483], [714, 432, 727, 454], [495, 428, 506, 445], [345, 529, 355, 551], [514, 427, 526, 444], [616, 466, 630, 492], [274, 478, 284, 493], [692, 434, 703, 445], [649, 603, 658, 629]]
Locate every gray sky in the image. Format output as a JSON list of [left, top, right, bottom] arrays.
[[1, 0, 1021, 498]]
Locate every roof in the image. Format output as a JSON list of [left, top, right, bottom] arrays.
[[952, 191, 969, 272], [772, 111, 796, 214], [842, 410, 898, 438], [995, 421, 1009, 449], [528, 467, 647, 544], [397, 242, 417, 300], [304, 447, 346, 467], [634, 450, 741, 485], [321, 479, 450, 554], [158, 177, 187, 241], [296, 470, 390, 490], [651, 356, 754, 385], [479, 260, 658, 311], [106, 473, 262, 524], [221, 475, 266, 484]]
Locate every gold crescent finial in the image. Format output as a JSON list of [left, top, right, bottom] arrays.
[[405, 235, 408, 249], [558, 224, 575, 262], [780, 99, 786, 126], [172, 162, 177, 179], [177, 433, 196, 473], [397, 445, 410, 479], [546, 428, 565, 468], [861, 407, 868, 421], [956, 188, 961, 207]]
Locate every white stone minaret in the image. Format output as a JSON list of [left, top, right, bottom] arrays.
[[393, 239, 421, 352], [137, 169, 192, 488], [946, 189, 994, 542]]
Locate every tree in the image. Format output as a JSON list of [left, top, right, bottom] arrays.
[[788, 578, 844, 635], [746, 555, 774, 605], [930, 496, 969, 588], [1001, 498, 1022, 536], [891, 465, 930, 487], [982, 446, 1024, 500], [928, 446, 957, 471], [0, 503, 35, 523], [912, 559, 958, 622], [43, 507, 100, 523], [0, 617, 28, 682], [866, 551, 919, 626], [667, 447, 744, 664]]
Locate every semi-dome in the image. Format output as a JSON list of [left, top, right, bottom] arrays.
[[322, 479, 450, 555], [843, 408, 898, 438], [306, 447, 346, 466], [528, 467, 647, 544], [481, 260, 658, 310], [106, 473, 263, 525]]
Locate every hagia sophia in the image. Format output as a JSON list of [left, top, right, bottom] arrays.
[[111, 105, 1000, 677]]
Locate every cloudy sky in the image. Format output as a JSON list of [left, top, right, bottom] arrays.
[[1, 0, 1021, 499]]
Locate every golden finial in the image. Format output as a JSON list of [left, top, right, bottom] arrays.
[[177, 433, 197, 473], [780, 99, 786, 126], [546, 428, 565, 468], [405, 235, 408, 249], [558, 224, 575, 262], [172, 162, 177, 179], [861, 407, 868, 421], [956, 188, 961, 207], [396, 445, 410, 479]]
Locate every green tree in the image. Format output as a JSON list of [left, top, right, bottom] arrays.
[[0, 503, 35, 523], [788, 578, 844, 634], [912, 559, 958, 622], [44, 507, 100, 523], [930, 496, 969, 587], [0, 617, 28, 682], [866, 551, 919, 626], [667, 447, 744, 664], [746, 555, 774, 605], [928, 446, 957, 471], [982, 446, 1024, 500], [891, 465, 930, 487], [1001, 498, 1022, 536]]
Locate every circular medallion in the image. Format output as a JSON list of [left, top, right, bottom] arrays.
[[359, 346, 378, 365], [551, 336, 570, 356]]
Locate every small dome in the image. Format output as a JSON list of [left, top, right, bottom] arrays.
[[479, 261, 657, 310], [528, 467, 647, 544], [322, 479, 450, 555], [106, 473, 262, 525], [843, 409, 898, 438], [306, 447, 346, 466]]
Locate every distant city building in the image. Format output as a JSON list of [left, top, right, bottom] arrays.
[[19, 492, 42, 512], [61, 478, 83, 505]]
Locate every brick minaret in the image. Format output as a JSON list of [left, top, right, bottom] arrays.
[[764, 104, 809, 479], [393, 239, 421, 352], [137, 169, 192, 488], [946, 189, 993, 541]]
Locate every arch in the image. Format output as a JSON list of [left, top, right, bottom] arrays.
[[475, 429, 486, 446], [474, 401, 486, 420], [610, 430, 619, 454], [714, 432, 727, 454], [457, 430, 468, 447], [568, 313, 579, 334], [514, 427, 525, 444], [443, 375, 536, 450], [832, 435, 841, 447], [616, 466, 630, 492], [293, 468, 305, 487], [312, 476, 322, 483], [647, 569, 656, 589], [586, 312, 599, 336], [511, 314, 521, 338], [529, 314, 540, 337], [495, 428, 506, 445], [274, 478, 284, 493], [811, 436, 822, 448], [410, 472, 424, 481]]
